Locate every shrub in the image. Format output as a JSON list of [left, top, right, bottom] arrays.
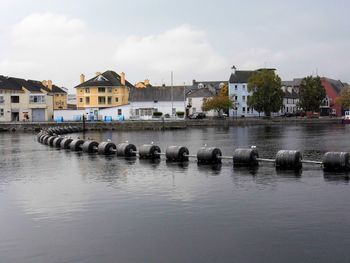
[[153, 111, 163, 117], [176, 111, 185, 117], [164, 114, 170, 118]]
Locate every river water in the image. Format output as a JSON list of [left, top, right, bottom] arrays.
[[1, 124, 350, 263]]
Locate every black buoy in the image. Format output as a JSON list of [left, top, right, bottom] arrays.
[[43, 135, 52, 145], [60, 138, 73, 149], [47, 136, 57, 147], [82, 140, 99, 153], [139, 144, 161, 160], [165, 146, 189, 162], [116, 143, 137, 157], [70, 139, 85, 151], [233, 148, 259, 167], [323, 152, 350, 171], [197, 147, 222, 164], [98, 142, 117, 155], [53, 137, 64, 148], [275, 150, 302, 169]]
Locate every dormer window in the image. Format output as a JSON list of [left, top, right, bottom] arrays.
[[198, 83, 204, 89], [93, 75, 108, 82]]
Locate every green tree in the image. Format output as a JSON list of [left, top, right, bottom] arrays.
[[298, 76, 326, 112], [336, 87, 350, 109], [247, 69, 283, 117], [202, 95, 233, 116]]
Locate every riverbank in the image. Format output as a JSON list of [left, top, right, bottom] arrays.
[[0, 117, 343, 132]]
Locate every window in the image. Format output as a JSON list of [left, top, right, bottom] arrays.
[[234, 95, 238, 101], [98, 96, 106, 104], [85, 88, 90, 93], [242, 107, 246, 113], [29, 95, 45, 104], [79, 98, 83, 103], [0, 108, 3, 116], [242, 85, 246, 90], [115, 97, 119, 102], [192, 107, 196, 113], [235, 85, 238, 90], [242, 95, 246, 101], [108, 87, 112, 93], [80, 89, 83, 93], [11, 96, 20, 103], [247, 107, 250, 112], [107, 96, 112, 104], [55, 94, 59, 97], [85, 97, 90, 105], [135, 109, 139, 115], [98, 87, 106, 93], [118, 109, 122, 116], [0, 96, 4, 104]]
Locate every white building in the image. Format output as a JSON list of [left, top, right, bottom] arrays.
[[186, 88, 216, 116], [129, 86, 186, 119], [228, 68, 260, 117]]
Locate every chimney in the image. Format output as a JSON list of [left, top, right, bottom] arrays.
[[42, 80, 47, 86], [144, 79, 150, 86], [120, 72, 125, 86], [47, 80, 52, 91], [96, 72, 101, 76], [80, 74, 85, 84]]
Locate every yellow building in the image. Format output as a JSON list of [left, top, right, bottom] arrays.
[[135, 79, 151, 88], [75, 71, 133, 109], [42, 80, 68, 110]]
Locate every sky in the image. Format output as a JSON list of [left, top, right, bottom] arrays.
[[0, 0, 349, 93]]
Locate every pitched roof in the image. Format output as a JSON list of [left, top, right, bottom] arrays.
[[8, 77, 47, 93], [282, 78, 303, 87], [0, 75, 23, 90], [130, 86, 185, 102], [187, 88, 215, 98], [52, 84, 67, 93], [229, 70, 255, 84], [75, 70, 135, 88], [284, 90, 299, 99], [324, 78, 345, 95]]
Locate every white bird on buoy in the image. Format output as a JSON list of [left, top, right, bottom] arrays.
[[204, 143, 207, 147], [107, 139, 111, 142], [151, 141, 154, 145], [251, 145, 256, 149]]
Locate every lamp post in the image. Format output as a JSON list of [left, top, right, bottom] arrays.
[[171, 71, 174, 118]]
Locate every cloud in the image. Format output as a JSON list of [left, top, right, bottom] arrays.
[[114, 25, 229, 84]]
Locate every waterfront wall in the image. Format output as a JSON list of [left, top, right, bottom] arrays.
[[0, 117, 342, 132]]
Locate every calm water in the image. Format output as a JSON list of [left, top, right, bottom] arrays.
[[1, 124, 350, 263]]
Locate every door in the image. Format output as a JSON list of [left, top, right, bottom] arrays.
[[32, 109, 46, 122]]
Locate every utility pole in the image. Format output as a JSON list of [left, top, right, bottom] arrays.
[[171, 71, 174, 118]]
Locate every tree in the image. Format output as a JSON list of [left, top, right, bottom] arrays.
[[202, 95, 233, 116], [336, 87, 350, 109], [247, 69, 284, 117], [219, 83, 229, 97], [298, 76, 326, 112]]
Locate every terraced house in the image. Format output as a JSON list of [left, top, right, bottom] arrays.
[[75, 71, 133, 110], [0, 75, 55, 121]]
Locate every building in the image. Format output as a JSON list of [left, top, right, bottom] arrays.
[[135, 79, 151, 88], [190, 79, 227, 94], [281, 79, 302, 114], [42, 80, 68, 110], [0, 75, 54, 122], [129, 85, 186, 119], [320, 78, 347, 117], [228, 68, 257, 117], [75, 70, 133, 110], [186, 88, 216, 116]]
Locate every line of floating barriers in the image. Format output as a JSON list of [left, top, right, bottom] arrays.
[[36, 127, 350, 172]]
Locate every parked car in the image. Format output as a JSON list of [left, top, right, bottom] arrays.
[[189, 112, 206, 119]]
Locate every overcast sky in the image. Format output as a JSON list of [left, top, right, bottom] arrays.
[[0, 0, 349, 93]]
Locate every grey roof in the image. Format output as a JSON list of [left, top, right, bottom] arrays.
[[0, 75, 22, 90], [4, 77, 47, 93], [282, 78, 303, 87], [229, 70, 255, 84], [75, 70, 135, 88], [130, 86, 185, 102], [187, 88, 215, 98], [325, 78, 345, 95]]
